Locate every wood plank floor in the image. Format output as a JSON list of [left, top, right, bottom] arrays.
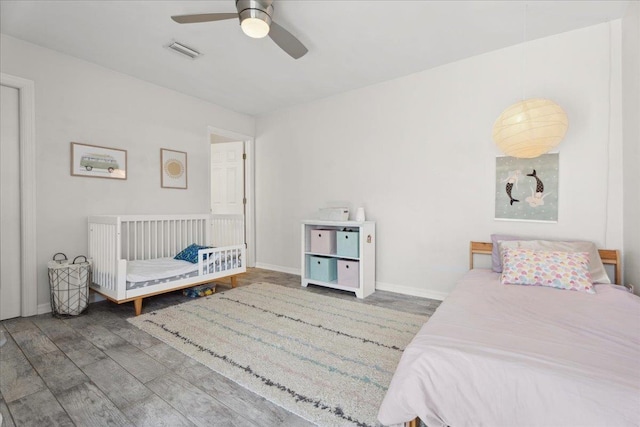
[[0, 268, 440, 427]]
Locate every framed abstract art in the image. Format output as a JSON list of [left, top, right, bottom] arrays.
[[161, 148, 187, 189]]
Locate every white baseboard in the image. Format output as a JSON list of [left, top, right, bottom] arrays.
[[375, 281, 448, 301], [90, 293, 106, 303], [37, 292, 107, 315], [254, 263, 301, 276], [37, 302, 51, 315], [254, 264, 447, 300]]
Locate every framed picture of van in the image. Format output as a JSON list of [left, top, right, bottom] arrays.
[[70, 142, 127, 180]]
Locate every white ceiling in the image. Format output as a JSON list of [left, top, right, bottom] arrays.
[[0, 1, 631, 116]]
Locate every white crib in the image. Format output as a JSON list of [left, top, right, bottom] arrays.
[[88, 214, 246, 315]]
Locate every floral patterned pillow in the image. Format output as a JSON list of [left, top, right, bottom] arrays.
[[501, 248, 595, 294]]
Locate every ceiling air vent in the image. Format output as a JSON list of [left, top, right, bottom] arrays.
[[166, 41, 201, 59]]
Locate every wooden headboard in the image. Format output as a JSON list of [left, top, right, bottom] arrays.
[[469, 241, 621, 285]]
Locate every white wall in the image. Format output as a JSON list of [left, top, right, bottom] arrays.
[[255, 22, 624, 299], [0, 35, 255, 311], [622, 3, 640, 293]]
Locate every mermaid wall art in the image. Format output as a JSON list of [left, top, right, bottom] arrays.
[[495, 153, 558, 222]]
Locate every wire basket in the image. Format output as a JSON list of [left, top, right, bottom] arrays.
[[47, 253, 91, 317]]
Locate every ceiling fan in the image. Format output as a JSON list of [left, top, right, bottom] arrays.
[[171, 0, 308, 59]]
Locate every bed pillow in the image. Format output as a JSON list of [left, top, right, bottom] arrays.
[[490, 234, 530, 273], [501, 248, 595, 294], [174, 244, 211, 264], [497, 239, 611, 284]]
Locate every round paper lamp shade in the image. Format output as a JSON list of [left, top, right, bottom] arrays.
[[492, 98, 568, 158]]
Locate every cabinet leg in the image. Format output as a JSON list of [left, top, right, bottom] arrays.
[[134, 298, 143, 316], [231, 276, 238, 288]]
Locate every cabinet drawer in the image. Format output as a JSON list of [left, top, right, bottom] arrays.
[[336, 231, 359, 258], [337, 259, 359, 287], [309, 256, 337, 283], [310, 229, 336, 254]]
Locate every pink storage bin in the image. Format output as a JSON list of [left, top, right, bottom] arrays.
[[310, 229, 336, 254], [337, 259, 359, 287]]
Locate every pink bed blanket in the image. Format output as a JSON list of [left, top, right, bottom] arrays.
[[378, 269, 640, 426]]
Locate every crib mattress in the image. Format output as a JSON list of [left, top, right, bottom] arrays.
[[127, 270, 200, 290], [126, 255, 242, 291], [127, 258, 198, 282]]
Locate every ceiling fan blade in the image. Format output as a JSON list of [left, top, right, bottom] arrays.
[[171, 13, 238, 24], [268, 21, 308, 59]]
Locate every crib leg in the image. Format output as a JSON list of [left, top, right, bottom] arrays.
[[134, 298, 143, 316], [231, 276, 238, 288]]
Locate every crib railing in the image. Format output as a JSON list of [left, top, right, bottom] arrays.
[[89, 214, 213, 300], [211, 214, 244, 247], [89, 214, 246, 301], [119, 215, 210, 261], [88, 217, 123, 299], [198, 245, 244, 275]]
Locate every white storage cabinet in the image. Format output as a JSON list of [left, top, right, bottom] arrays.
[[301, 220, 375, 298]]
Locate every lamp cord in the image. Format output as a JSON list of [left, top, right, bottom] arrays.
[[604, 21, 612, 249], [521, 3, 528, 100]]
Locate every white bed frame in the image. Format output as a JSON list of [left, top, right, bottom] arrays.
[[88, 214, 246, 315]]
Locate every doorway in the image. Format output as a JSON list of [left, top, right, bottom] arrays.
[[1, 84, 21, 320], [211, 140, 245, 247], [0, 73, 37, 319], [209, 127, 255, 267]]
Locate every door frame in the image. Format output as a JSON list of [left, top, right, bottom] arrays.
[[207, 126, 255, 267], [1, 73, 37, 317]]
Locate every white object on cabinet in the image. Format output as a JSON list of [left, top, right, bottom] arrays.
[[301, 220, 375, 298]]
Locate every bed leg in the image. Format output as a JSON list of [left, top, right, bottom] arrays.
[[134, 298, 143, 316], [231, 276, 238, 288], [407, 417, 419, 427]]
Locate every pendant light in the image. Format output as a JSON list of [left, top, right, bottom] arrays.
[[492, 98, 568, 158], [492, 4, 568, 158]]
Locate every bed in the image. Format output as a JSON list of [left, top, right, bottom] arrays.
[[378, 241, 639, 427], [88, 214, 246, 315]]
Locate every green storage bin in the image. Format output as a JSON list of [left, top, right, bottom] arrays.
[[336, 231, 359, 258], [309, 255, 337, 282]]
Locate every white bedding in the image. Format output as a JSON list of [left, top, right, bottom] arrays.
[[378, 269, 640, 427], [126, 257, 198, 282]]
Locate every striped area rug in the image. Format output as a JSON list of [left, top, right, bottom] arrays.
[[128, 283, 428, 426]]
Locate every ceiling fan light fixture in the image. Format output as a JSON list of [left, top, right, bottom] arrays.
[[239, 7, 272, 38], [171, 0, 308, 59], [241, 16, 270, 38]]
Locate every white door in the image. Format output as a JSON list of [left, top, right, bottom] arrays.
[[1, 84, 22, 320], [211, 141, 245, 215], [211, 141, 245, 246]]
